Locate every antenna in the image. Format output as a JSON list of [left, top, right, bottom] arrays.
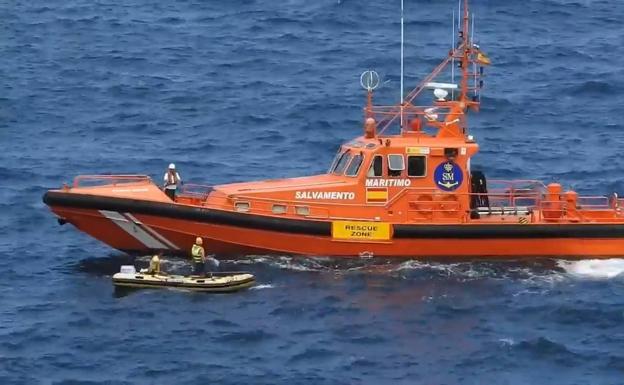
[[360, 70, 380, 92], [400, 0, 405, 129], [451, 11, 455, 100], [471, 12, 476, 97], [360, 70, 380, 118], [458, 0, 462, 30], [459, 0, 470, 102], [471, 11, 475, 46]]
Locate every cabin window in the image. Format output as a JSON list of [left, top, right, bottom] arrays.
[[345, 154, 363, 177], [367, 155, 383, 177], [234, 201, 250, 212], [295, 206, 310, 216], [387, 154, 405, 177], [272, 204, 287, 214], [407, 156, 427, 177], [328, 149, 345, 173], [333, 152, 352, 175]]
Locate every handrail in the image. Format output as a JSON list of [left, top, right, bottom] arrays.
[[385, 183, 543, 210], [576, 196, 610, 209], [179, 183, 214, 199], [235, 179, 348, 193], [73, 174, 152, 188]]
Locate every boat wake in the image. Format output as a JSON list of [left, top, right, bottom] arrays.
[[76, 253, 624, 282], [250, 284, 275, 290], [224, 255, 566, 282], [225, 255, 337, 272], [391, 259, 566, 283], [557, 259, 624, 279]]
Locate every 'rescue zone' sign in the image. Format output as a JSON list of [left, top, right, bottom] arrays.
[[332, 221, 391, 241]]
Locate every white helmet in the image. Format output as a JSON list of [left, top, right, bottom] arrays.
[[168, 163, 176, 169]]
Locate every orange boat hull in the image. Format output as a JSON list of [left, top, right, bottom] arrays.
[[47, 198, 624, 259]]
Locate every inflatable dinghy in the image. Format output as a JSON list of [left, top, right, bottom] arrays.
[[112, 265, 255, 292]]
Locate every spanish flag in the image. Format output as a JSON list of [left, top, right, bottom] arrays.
[[476, 51, 491, 66], [366, 188, 388, 203]]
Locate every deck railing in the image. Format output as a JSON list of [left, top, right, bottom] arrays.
[[576, 196, 611, 209], [178, 183, 215, 199], [72, 174, 152, 188]]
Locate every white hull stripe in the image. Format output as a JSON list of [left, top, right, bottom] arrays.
[[99, 210, 168, 249], [123, 213, 180, 250]]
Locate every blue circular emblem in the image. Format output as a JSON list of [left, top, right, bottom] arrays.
[[434, 161, 463, 191]]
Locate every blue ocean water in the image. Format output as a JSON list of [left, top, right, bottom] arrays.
[[2, 0, 624, 383]]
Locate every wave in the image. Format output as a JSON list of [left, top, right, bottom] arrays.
[[250, 284, 274, 290], [288, 347, 339, 364], [513, 337, 587, 364], [212, 330, 276, 344], [224, 256, 570, 285], [74, 254, 192, 276], [226, 255, 331, 272], [74, 253, 136, 276], [76, 252, 624, 281], [558, 259, 624, 279], [565, 80, 620, 96], [393, 259, 566, 283]]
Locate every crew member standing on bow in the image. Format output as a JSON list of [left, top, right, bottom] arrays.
[[191, 237, 206, 276], [163, 163, 182, 200]]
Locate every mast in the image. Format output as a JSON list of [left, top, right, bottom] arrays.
[[472, 12, 476, 98], [373, 0, 485, 137], [459, 0, 470, 102], [400, 0, 405, 129], [451, 11, 455, 100]]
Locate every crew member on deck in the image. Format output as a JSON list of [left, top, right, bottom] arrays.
[[147, 255, 161, 275], [163, 163, 182, 200], [191, 237, 206, 276]]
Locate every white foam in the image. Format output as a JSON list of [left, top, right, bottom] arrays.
[[250, 284, 274, 290], [225, 255, 269, 265], [558, 259, 624, 279], [220, 255, 327, 272], [499, 338, 515, 346]]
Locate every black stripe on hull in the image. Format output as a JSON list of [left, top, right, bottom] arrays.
[[393, 224, 624, 239], [43, 191, 624, 239], [43, 191, 330, 235]]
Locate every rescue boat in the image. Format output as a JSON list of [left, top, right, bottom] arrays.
[[43, 1, 624, 259], [112, 266, 255, 292]]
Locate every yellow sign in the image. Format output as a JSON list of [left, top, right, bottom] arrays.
[[332, 221, 391, 241], [406, 146, 430, 155]]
